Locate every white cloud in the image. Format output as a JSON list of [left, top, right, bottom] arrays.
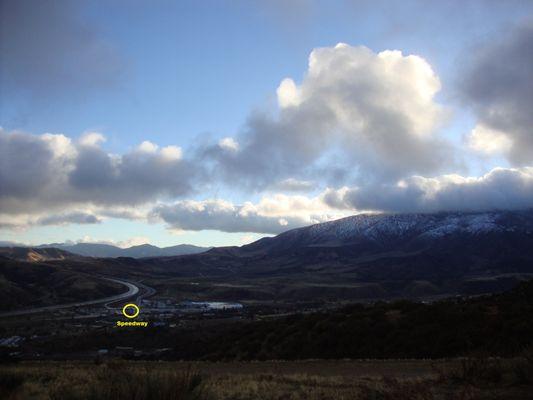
[[136, 140, 159, 153], [115, 236, 151, 248], [218, 137, 239, 152], [153, 194, 349, 234], [276, 78, 301, 108], [302, 45, 443, 137], [160, 145, 183, 161], [75, 236, 151, 249], [325, 167, 533, 213], [467, 124, 513, 156], [79, 132, 106, 147]]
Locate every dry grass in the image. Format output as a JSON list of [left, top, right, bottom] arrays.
[[1, 358, 532, 400], [0, 361, 203, 400]]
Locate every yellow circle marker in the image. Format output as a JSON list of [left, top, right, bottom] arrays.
[[122, 303, 140, 319]]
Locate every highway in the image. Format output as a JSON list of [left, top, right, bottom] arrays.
[[104, 279, 156, 309], [0, 277, 140, 318]]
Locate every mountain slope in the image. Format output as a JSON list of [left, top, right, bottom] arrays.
[[0, 257, 124, 311], [240, 210, 533, 255], [141, 210, 533, 300]]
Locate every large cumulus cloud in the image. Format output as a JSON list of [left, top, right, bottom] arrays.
[[207, 43, 452, 188], [462, 21, 533, 163]]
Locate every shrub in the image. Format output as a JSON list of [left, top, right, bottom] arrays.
[[513, 345, 533, 384], [0, 369, 25, 398], [358, 377, 435, 400], [443, 357, 504, 384]]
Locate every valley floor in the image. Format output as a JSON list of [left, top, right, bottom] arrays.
[[1, 358, 532, 400]]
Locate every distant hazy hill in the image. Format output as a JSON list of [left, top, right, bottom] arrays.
[[19, 242, 211, 258]]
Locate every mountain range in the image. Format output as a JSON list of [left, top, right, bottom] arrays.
[[0, 241, 210, 258], [140, 209, 533, 299], [2, 209, 533, 306]]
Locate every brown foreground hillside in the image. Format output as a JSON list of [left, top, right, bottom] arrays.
[[1, 357, 533, 400]]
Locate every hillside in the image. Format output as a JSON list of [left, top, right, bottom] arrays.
[[239, 209, 533, 254], [0, 257, 124, 311], [138, 210, 533, 301], [0, 247, 78, 262]]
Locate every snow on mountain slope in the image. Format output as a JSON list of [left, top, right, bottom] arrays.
[[268, 210, 533, 247]]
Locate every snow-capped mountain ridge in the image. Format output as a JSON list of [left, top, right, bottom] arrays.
[[274, 210, 533, 246]]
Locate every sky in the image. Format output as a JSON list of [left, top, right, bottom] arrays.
[[1, 0, 533, 248]]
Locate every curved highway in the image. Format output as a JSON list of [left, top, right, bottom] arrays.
[[0, 277, 140, 318]]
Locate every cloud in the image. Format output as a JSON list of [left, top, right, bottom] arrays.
[[218, 137, 239, 152], [461, 21, 533, 164], [3, 33, 533, 236], [154, 200, 296, 234], [72, 236, 151, 249], [467, 124, 513, 156], [153, 194, 349, 234], [0, 130, 70, 204], [0, 0, 124, 101], [79, 132, 107, 147], [36, 212, 101, 226], [69, 141, 193, 205], [269, 178, 315, 192], [1, 42, 455, 228], [0, 210, 105, 229], [210, 43, 451, 189], [324, 167, 533, 213], [0, 129, 197, 216]]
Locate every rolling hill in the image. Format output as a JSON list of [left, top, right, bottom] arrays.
[[0, 256, 124, 311]]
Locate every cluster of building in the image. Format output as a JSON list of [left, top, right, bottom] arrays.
[[0, 335, 24, 348], [139, 299, 243, 314]]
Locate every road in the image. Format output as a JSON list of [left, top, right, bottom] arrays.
[[103, 279, 157, 309], [0, 277, 140, 318]]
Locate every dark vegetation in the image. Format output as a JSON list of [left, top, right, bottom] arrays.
[[32, 279, 533, 361], [175, 279, 533, 360]]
